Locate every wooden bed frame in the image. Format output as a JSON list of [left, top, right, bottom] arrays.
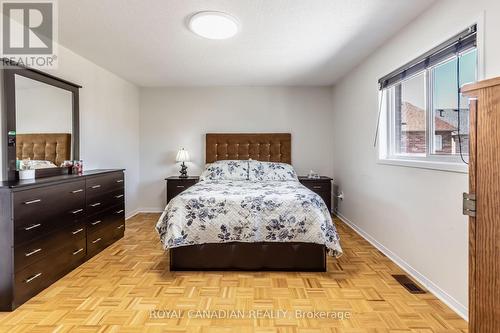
[[169, 133, 327, 272]]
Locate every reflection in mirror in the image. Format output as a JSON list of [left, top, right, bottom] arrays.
[[15, 74, 73, 171]]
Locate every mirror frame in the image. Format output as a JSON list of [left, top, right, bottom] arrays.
[[2, 59, 82, 181]]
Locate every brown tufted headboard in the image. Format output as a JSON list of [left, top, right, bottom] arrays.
[[16, 133, 71, 166], [206, 133, 291, 164]]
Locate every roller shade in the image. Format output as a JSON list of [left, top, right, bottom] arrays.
[[378, 24, 476, 90]]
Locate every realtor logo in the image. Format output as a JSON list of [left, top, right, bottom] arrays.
[[1, 0, 58, 68]]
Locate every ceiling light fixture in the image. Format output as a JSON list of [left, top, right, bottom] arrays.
[[188, 11, 239, 40]]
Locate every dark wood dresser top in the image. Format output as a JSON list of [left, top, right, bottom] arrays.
[[0, 169, 125, 190], [297, 176, 332, 181], [165, 176, 199, 181]]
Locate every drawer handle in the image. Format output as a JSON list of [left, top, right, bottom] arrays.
[[313, 186, 323, 189], [72, 228, 84, 235], [115, 209, 124, 214], [115, 194, 124, 199], [25, 248, 42, 257], [71, 189, 84, 194], [91, 185, 101, 189], [24, 199, 41, 205], [92, 238, 102, 244], [91, 220, 102, 226], [90, 202, 101, 207], [71, 208, 84, 214], [176, 185, 185, 188], [25, 273, 42, 283], [117, 224, 125, 230], [24, 223, 41, 231], [116, 179, 124, 183], [72, 248, 84, 255]]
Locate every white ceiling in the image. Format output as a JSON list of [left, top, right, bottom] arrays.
[[58, 0, 435, 87]]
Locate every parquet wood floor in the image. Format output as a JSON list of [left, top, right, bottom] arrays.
[[0, 214, 467, 333]]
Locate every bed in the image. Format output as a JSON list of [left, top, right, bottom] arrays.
[[156, 133, 342, 271]]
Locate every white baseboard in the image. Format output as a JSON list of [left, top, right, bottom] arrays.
[[136, 208, 163, 214], [125, 208, 162, 220], [335, 210, 468, 321], [125, 209, 140, 220]]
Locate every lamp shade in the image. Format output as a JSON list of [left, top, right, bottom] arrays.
[[176, 148, 190, 162]]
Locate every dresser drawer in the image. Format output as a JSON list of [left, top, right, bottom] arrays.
[[86, 188, 125, 215], [167, 179, 197, 203], [301, 181, 331, 192], [87, 203, 125, 234], [13, 180, 86, 224], [87, 205, 125, 258], [13, 182, 86, 245], [14, 220, 86, 272], [86, 172, 125, 200], [13, 237, 86, 307], [299, 177, 332, 213], [112, 219, 126, 240]]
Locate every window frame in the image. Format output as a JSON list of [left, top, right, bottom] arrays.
[[379, 47, 477, 174]]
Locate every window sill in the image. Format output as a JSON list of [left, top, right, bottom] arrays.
[[377, 158, 468, 173]]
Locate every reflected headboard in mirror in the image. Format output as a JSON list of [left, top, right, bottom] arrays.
[[2, 58, 81, 181], [16, 133, 71, 166]]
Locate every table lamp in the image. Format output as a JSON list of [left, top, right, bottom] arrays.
[[176, 148, 190, 178]]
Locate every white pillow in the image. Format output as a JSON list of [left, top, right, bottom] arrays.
[[200, 160, 249, 181], [248, 161, 298, 181]]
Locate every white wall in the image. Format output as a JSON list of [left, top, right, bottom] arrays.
[[0, 46, 141, 217], [331, 0, 500, 320], [139, 87, 334, 211], [16, 81, 73, 134]]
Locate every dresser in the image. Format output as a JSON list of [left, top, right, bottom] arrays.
[[298, 176, 332, 213], [0, 169, 125, 311], [166, 176, 199, 203]]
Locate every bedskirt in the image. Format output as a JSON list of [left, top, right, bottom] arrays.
[[169, 242, 326, 271]]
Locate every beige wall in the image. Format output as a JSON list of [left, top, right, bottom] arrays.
[[138, 86, 334, 211]]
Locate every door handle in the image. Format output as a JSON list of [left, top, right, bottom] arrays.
[[24, 223, 41, 231], [92, 238, 102, 244], [24, 199, 41, 205], [71, 228, 84, 235], [25, 273, 42, 283], [72, 248, 84, 255], [25, 248, 42, 257]]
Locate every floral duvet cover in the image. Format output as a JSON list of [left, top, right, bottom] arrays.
[[156, 180, 342, 257]]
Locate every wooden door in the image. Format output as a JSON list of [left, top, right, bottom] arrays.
[[462, 78, 500, 333]]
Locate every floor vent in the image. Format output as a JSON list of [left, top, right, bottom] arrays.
[[392, 274, 426, 294]]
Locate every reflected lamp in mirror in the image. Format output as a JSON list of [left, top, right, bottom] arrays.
[[176, 148, 190, 178]]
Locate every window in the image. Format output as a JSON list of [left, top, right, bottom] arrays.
[[378, 25, 477, 171]]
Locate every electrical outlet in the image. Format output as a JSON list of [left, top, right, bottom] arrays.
[[337, 191, 344, 200]]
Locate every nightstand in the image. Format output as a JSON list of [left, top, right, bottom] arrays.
[[298, 176, 332, 213], [166, 176, 199, 203]]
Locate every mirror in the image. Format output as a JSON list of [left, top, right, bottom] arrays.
[[15, 75, 74, 171], [2, 59, 81, 181]]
